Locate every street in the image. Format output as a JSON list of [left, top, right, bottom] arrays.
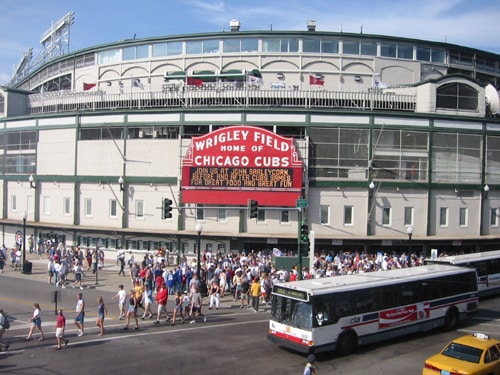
[[1, 258, 500, 374]]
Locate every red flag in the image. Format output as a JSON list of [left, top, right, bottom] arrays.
[[187, 77, 204, 87], [309, 75, 324, 86], [83, 82, 96, 91]]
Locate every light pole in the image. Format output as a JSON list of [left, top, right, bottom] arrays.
[[406, 225, 414, 259], [22, 211, 27, 273], [195, 222, 203, 281]]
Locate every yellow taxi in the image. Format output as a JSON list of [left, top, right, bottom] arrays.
[[423, 333, 500, 375]]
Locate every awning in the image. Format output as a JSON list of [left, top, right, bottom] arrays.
[[164, 71, 186, 80]]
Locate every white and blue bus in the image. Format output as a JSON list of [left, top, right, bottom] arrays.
[[425, 250, 500, 298], [268, 265, 478, 355]]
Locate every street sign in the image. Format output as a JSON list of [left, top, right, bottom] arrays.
[[296, 199, 308, 208]]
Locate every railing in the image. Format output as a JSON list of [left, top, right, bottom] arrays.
[[28, 86, 416, 114]]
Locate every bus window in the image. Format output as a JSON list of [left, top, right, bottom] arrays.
[[291, 302, 312, 329], [313, 299, 335, 326], [333, 292, 352, 318]]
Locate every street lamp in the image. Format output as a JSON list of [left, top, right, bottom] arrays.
[[22, 211, 27, 273], [406, 225, 414, 257], [195, 222, 203, 280], [118, 176, 124, 191]]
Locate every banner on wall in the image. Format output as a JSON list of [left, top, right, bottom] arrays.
[[181, 126, 303, 207]]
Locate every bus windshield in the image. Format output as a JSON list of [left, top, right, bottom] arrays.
[[271, 295, 313, 329]]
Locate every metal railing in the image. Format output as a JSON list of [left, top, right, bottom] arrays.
[[28, 86, 416, 114]]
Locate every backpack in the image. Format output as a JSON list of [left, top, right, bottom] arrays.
[[1, 314, 10, 329]]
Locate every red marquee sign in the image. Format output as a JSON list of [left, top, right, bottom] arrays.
[[181, 126, 303, 206]]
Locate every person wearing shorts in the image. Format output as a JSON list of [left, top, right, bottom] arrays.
[[54, 309, 68, 350], [74, 293, 85, 337]]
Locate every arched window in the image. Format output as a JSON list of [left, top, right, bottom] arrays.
[[436, 82, 478, 111]]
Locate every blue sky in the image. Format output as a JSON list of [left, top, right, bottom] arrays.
[[1, 0, 500, 85]]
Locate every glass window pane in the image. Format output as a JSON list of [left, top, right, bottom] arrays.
[[322, 39, 339, 53], [152, 43, 167, 57], [136, 45, 149, 59], [380, 43, 397, 58], [321, 205, 329, 224], [223, 39, 240, 53], [167, 41, 182, 55], [344, 206, 353, 225], [203, 39, 219, 54], [382, 207, 391, 225], [440, 207, 448, 226], [303, 38, 320, 53], [262, 39, 280, 52], [416, 47, 431, 61], [241, 38, 258, 52], [186, 40, 202, 54], [398, 45, 413, 59], [361, 42, 377, 56], [343, 40, 359, 55], [431, 48, 445, 63], [122, 47, 135, 60]]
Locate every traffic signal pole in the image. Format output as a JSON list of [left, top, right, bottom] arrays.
[[297, 208, 302, 280]]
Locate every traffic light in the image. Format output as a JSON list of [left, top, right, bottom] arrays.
[[248, 199, 258, 219], [300, 241, 310, 257], [162, 198, 173, 219], [300, 224, 309, 243]]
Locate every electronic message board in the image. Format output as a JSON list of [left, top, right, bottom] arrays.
[[181, 126, 303, 206]]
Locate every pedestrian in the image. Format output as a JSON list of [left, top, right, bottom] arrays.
[[208, 280, 221, 310], [153, 281, 169, 324], [250, 277, 261, 312], [0, 308, 10, 351], [72, 261, 84, 290], [171, 291, 185, 326], [140, 284, 153, 320], [112, 284, 127, 320], [14, 247, 22, 271], [54, 309, 68, 350], [0, 249, 5, 274], [182, 291, 191, 321], [124, 289, 139, 330], [25, 303, 45, 341], [303, 354, 316, 375], [189, 286, 206, 324], [95, 296, 107, 336], [74, 292, 85, 337], [118, 253, 126, 276]]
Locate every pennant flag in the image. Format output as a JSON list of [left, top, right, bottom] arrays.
[[83, 82, 96, 91], [247, 74, 263, 85], [133, 78, 144, 89], [309, 75, 324, 86], [186, 77, 204, 87]]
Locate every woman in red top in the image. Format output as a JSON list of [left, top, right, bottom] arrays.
[[54, 309, 68, 350]]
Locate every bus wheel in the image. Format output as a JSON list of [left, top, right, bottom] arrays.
[[337, 331, 357, 355], [444, 307, 459, 330]]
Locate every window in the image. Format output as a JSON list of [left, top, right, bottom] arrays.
[[84, 198, 92, 217], [382, 207, 391, 226], [0, 93, 4, 114], [135, 200, 144, 219], [309, 127, 370, 180], [436, 83, 478, 111], [380, 43, 397, 58], [440, 207, 448, 226], [63, 197, 71, 216], [397, 44, 413, 59], [196, 204, 204, 220], [217, 208, 226, 222], [11, 195, 16, 212], [80, 127, 123, 141], [262, 38, 298, 53], [343, 40, 359, 55], [372, 129, 428, 181], [320, 205, 329, 225], [257, 209, 265, 222], [122, 45, 149, 60], [344, 206, 353, 225], [459, 207, 468, 227], [491, 208, 499, 227], [110, 199, 117, 218], [404, 207, 413, 226], [43, 196, 51, 215], [487, 136, 500, 184], [360, 42, 377, 56], [281, 210, 290, 223], [97, 49, 121, 65]]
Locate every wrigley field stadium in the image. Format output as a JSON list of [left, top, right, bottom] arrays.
[[1, 14, 500, 261]]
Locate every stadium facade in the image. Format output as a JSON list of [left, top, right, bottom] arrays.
[[1, 20, 500, 258]]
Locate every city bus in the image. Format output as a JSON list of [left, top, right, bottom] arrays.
[[267, 265, 478, 355], [425, 250, 500, 298]]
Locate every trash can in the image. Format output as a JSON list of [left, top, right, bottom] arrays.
[[23, 260, 32, 274]]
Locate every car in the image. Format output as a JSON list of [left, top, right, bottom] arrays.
[[423, 333, 500, 375]]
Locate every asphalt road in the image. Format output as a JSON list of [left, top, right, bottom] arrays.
[[1, 258, 500, 374]]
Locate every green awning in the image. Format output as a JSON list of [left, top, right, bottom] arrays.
[[164, 71, 186, 80]]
